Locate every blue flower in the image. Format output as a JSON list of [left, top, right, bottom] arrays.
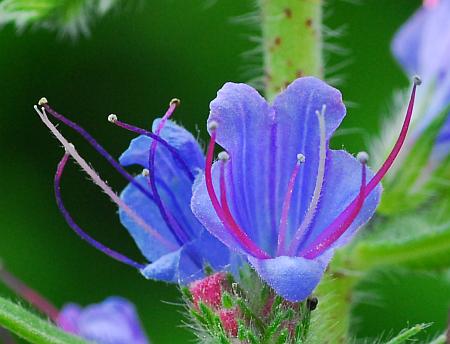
[[118, 117, 231, 283], [57, 297, 149, 344], [191, 77, 418, 301], [392, 0, 450, 161]]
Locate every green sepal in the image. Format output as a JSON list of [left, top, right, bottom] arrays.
[[0, 296, 88, 344], [385, 323, 431, 344]]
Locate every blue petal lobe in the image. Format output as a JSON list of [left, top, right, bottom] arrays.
[[140, 249, 181, 283], [297, 150, 381, 253], [120, 175, 179, 262], [119, 119, 204, 174], [193, 77, 349, 256], [247, 253, 332, 302], [141, 231, 230, 284]]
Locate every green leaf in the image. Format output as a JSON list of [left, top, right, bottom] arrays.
[[0, 296, 89, 344], [0, 0, 121, 37]]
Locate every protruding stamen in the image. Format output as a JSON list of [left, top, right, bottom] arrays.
[[0, 262, 59, 321], [39, 103, 155, 204], [413, 75, 422, 86], [287, 106, 327, 255], [147, 100, 191, 245], [365, 77, 419, 194], [54, 153, 146, 269], [298, 79, 419, 259], [142, 168, 150, 176], [276, 154, 305, 255], [300, 156, 367, 259], [206, 127, 270, 259], [109, 117, 194, 181], [35, 107, 177, 251]]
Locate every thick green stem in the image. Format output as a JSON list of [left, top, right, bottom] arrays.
[[260, 0, 323, 100]]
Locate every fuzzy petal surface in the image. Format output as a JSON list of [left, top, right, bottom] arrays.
[[247, 253, 332, 302], [140, 231, 230, 284], [192, 77, 379, 257]]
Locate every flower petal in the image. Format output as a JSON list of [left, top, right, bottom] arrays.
[[297, 150, 381, 252], [141, 231, 231, 284], [191, 166, 250, 255], [119, 119, 204, 175], [56, 304, 82, 334], [247, 253, 332, 302], [119, 120, 206, 261], [193, 77, 347, 256], [65, 297, 149, 344], [271, 78, 347, 251], [120, 175, 179, 262], [140, 248, 182, 283]]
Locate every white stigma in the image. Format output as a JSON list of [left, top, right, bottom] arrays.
[[413, 75, 422, 86], [357, 151, 369, 164], [108, 114, 118, 123], [208, 120, 219, 131], [38, 97, 48, 106], [297, 153, 306, 163], [142, 168, 150, 176], [218, 151, 230, 162]]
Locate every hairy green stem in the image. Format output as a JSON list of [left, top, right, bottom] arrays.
[[0, 296, 87, 344], [260, 0, 323, 100]]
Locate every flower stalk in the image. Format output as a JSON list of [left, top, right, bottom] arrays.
[[260, 0, 323, 100]]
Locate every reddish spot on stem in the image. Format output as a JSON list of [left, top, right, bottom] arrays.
[[305, 18, 313, 28], [275, 37, 282, 46], [296, 70, 304, 78], [284, 8, 292, 18]]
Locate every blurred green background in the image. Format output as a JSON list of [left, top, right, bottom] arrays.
[[1, 0, 449, 342]]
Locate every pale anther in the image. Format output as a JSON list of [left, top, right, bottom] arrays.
[[297, 153, 306, 163], [218, 151, 230, 162], [413, 75, 422, 86], [142, 168, 150, 176], [208, 120, 219, 131], [170, 98, 181, 106], [357, 151, 369, 163], [38, 97, 48, 106], [108, 114, 118, 123]]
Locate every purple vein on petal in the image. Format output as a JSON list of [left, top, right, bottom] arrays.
[[287, 105, 327, 256]]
